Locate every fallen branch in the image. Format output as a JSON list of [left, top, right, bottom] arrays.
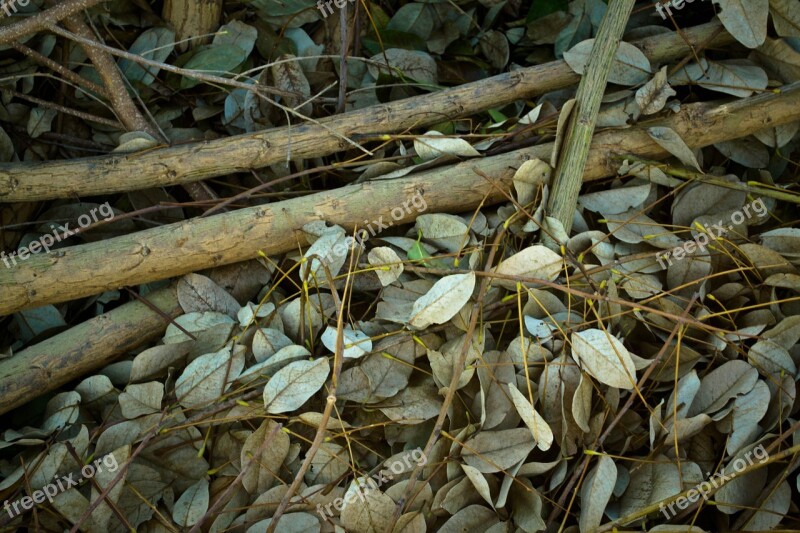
[[1, 84, 797, 416], [547, 0, 636, 233], [62, 14, 158, 137], [0, 284, 181, 415], [0, 22, 733, 202], [1, 81, 798, 317]]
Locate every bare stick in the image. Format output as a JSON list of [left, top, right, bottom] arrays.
[[12, 42, 109, 97], [0, 285, 182, 415], [62, 14, 158, 136], [0, 0, 105, 45], [546, 0, 636, 234]]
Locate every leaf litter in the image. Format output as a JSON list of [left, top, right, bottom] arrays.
[[2, 1, 800, 532]]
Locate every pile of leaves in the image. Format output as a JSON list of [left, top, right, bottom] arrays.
[[1, 0, 800, 532]]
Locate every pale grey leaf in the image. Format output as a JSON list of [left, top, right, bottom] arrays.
[[571, 329, 636, 390], [175, 344, 245, 409], [688, 360, 758, 416], [669, 58, 768, 97], [178, 273, 240, 318], [564, 39, 652, 85], [579, 183, 651, 216], [770, 0, 800, 37], [368, 247, 404, 286], [415, 213, 470, 252], [620, 457, 681, 517], [635, 66, 676, 115], [462, 428, 536, 473], [507, 382, 554, 451], [263, 358, 330, 414], [493, 245, 562, 289], [461, 464, 495, 507], [753, 120, 800, 147], [408, 272, 475, 329], [714, 138, 770, 168], [742, 479, 790, 530], [340, 481, 395, 533], [414, 131, 480, 161], [367, 48, 438, 84], [748, 339, 796, 375], [119, 382, 163, 419], [725, 380, 770, 455], [241, 419, 289, 493], [712, 0, 768, 48], [321, 325, 372, 359]]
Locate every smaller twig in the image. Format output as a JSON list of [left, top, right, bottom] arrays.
[[0, 0, 106, 45], [69, 413, 166, 533], [187, 422, 282, 533], [8, 90, 121, 128], [12, 42, 108, 97], [267, 260, 351, 531], [62, 14, 158, 137], [337, 5, 349, 114], [550, 293, 700, 527], [545, 0, 636, 234], [389, 171, 504, 529], [64, 442, 131, 530], [618, 155, 800, 204], [123, 288, 196, 341], [598, 442, 800, 531]]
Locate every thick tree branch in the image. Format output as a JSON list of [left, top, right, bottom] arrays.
[[0, 82, 798, 318], [0, 22, 734, 202]]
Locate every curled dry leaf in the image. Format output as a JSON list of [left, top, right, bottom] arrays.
[[368, 246, 404, 286], [507, 383, 553, 451], [413, 131, 481, 161]]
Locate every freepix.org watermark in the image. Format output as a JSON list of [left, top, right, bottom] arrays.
[[656, 197, 767, 269], [1, 202, 115, 269], [659, 443, 768, 519], [316, 0, 356, 18], [3, 452, 119, 519], [0, 0, 30, 18], [654, 0, 705, 20], [316, 449, 426, 519], [324, 190, 428, 263]]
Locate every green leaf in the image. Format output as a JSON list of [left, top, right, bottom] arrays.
[[213, 20, 258, 57], [387, 3, 433, 40], [407, 230, 433, 265], [564, 38, 652, 86], [119, 27, 175, 86], [180, 44, 248, 89]]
